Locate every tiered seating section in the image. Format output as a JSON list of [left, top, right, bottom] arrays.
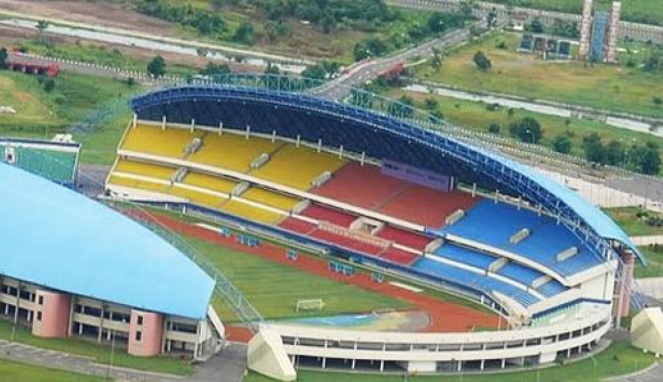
[[312, 162, 475, 227], [109, 124, 599, 313], [250, 145, 347, 189], [438, 200, 601, 276]]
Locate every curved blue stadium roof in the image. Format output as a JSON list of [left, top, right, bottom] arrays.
[[130, 84, 643, 264], [0, 163, 214, 320]]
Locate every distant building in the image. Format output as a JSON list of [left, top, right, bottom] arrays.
[[578, 0, 622, 63]]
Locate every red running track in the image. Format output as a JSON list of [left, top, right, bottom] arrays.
[[123, 209, 499, 342]]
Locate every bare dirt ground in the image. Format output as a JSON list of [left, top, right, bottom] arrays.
[[0, 0, 176, 36]]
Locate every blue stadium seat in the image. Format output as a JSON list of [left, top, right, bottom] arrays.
[[439, 200, 603, 277], [537, 279, 567, 298], [411, 257, 540, 307], [497, 262, 544, 286], [434, 244, 496, 270]]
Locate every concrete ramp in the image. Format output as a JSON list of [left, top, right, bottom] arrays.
[[247, 327, 296, 381], [631, 307, 663, 356]]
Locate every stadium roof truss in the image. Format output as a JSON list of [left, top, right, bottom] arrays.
[[130, 84, 644, 265]]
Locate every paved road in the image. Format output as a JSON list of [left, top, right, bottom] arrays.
[[0, 337, 247, 382], [315, 26, 476, 100], [606, 362, 663, 382]]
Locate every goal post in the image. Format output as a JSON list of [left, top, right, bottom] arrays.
[[296, 299, 325, 313]]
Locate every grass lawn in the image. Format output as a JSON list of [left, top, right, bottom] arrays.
[[605, 207, 663, 236], [0, 70, 143, 165], [0, 358, 104, 382], [414, 32, 663, 118], [182, 236, 411, 322], [389, 89, 663, 166], [487, 0, 663, 26], [0, 319, 193, 376], [635, 246, 663, 278], [244, 342, 657, 382]]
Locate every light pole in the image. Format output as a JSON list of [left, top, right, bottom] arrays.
[[590, 353, 597, 382]]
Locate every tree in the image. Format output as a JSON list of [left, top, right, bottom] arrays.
[[643, 48, 663, 72], [654, 96, 663, 107], [605, 140, 626, 166], [201, 62, 231, 76], [366, 38, 386, 57], [430, 47, 443, 72], [488, 123, 501, 134], [234, 21, 255, 45], [582, 133, 606, 164], [473, 51, 492, 72], [509, 117, 542, 143], [424, 97, 439, 111], [527, 18, 544, 33], [264, 62, 280, 75], [428, 12, 448, 34], [628, 142, 661, 175], [301, 64, 327, 80], [0, 48, 7, 69], [552, 134, 572, 154], [353, 43, 369, 62], [35, 20, 50, 46], [147, 55, 166, 78], [42, 77, 55, 92], [388, 95, 414, 118]]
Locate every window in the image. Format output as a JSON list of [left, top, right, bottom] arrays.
[[36, 311, 42, 321], [137, 315, 143, 326], [38, 296, 44, 305], [135, 331, 142, 342]]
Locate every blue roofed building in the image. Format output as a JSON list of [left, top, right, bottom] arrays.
[[0, 162, 223, 359]]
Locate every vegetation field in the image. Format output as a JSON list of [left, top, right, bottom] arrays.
[[184, 236, 411, 322], [0, 319, 193, 375], [606, 207, 663, 236], [0, 70, 141, 164], [635, 245, 663, 278], [0, 358, 103, 382], [123, 0, 471, 63], [388, 89, 663, 168], [415, 32, 663, 118], [489, 0, 663, 26], [244, 342, 656, 382]]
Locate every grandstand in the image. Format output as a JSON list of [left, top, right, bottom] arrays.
[[103, 84, 642, 378], [0, 137, 80, 186]]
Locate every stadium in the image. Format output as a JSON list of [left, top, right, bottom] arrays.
[[87, 77, 642, 380]]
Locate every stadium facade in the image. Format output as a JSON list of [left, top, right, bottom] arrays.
[[0, 163, 224, 359], [104, 83, 639, 376]]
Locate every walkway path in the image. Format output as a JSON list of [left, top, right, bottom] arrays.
[[0, 338, 247, 382], [606, 362, 663, 382]]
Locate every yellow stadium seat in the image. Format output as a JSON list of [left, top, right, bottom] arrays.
[[188, 132, 282, 173], [219, 200, 285, 225], [121, 124, 204, 158], [181, 172, 237, 194], [251, 145, 347, 190], [241, 187, 300, 211], [170, 185, 227, 208], [113, 159, 177, 180], [107, 175, 170, 194]]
